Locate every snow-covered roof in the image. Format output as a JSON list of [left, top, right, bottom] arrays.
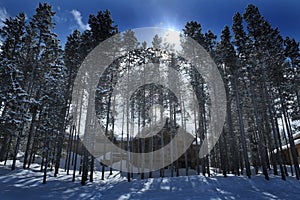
[[295, 139, 300, 146], [293, 132, 300, 139], [273, 138, 300, 153]]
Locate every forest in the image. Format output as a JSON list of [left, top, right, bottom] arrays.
[[0, 2, 299, 186]]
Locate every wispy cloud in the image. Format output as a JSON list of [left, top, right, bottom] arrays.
[[54, 15, 67, 24], [0, 7, 10, 27], [70, 9, 90, 31]]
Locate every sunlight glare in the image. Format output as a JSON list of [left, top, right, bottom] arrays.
[[164, 29, 181, 51]]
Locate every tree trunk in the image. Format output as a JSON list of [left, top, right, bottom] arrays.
[[89, 156, 94, 182], [280, 94, 300, 179], [248, 77, 269, 180], [72, 131, 79, 182], [233, 72, 251, 178]]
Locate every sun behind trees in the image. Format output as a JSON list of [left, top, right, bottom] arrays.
[[0, 3, 299, 185]]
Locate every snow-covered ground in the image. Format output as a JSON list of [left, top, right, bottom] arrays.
[[1, 161, 300, 200]]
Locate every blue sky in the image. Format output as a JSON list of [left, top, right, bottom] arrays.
[[0, 0, 299, 44]]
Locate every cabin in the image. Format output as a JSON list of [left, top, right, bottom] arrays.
[[275, 132, 300, 165]]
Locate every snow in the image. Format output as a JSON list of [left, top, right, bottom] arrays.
[[273, 138, 300, 153], [293, 132, 300, 139], [272, 132, 300, 153], [1, 161, 300, 199]]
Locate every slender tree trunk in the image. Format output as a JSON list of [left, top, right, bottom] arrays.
[[0, 105, 9, 161], [268, 100, 285, 179], [65, 125, 72, 171], [72, 130, 79, 182], [11, 130, 22, 170], [281, 116, 293, 176], [248, 77, 269, 180], [220, 128, 228, 177], [4, 136, 12, 166], [23, 109, 37, 169], [233, 72, 251, 178], [193, 101, 200, 175], [81, 148, 89, 185], [169, 104, 174, 177], [27, 109, 44, 169], [206, 155, 210, 177], [89, 156, 94, 182], [280, 93, 300, 179], [67, 125, 75, 175], [159, 87, 165, 178], [275, 116, 288, 177], [43, 131, 51, 184], [79, 149, 83, 175], [227, 98, 239, 175], [181, 99, 188, 176], [0, 133, 9, 162]]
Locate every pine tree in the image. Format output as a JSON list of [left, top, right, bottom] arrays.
[[64, 29, 83, 177], [232, 12, 251, 178], [79, 9, 118, 185], [284, 37, 300, 121], [88, 9, 118, 48], [182, 21, 209, 176], [216, 25, 239, 177], [0, 12, 27, 169]]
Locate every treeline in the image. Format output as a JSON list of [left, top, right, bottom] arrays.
[[0, 3, 117, 184], [0, 2, 299, 185]]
